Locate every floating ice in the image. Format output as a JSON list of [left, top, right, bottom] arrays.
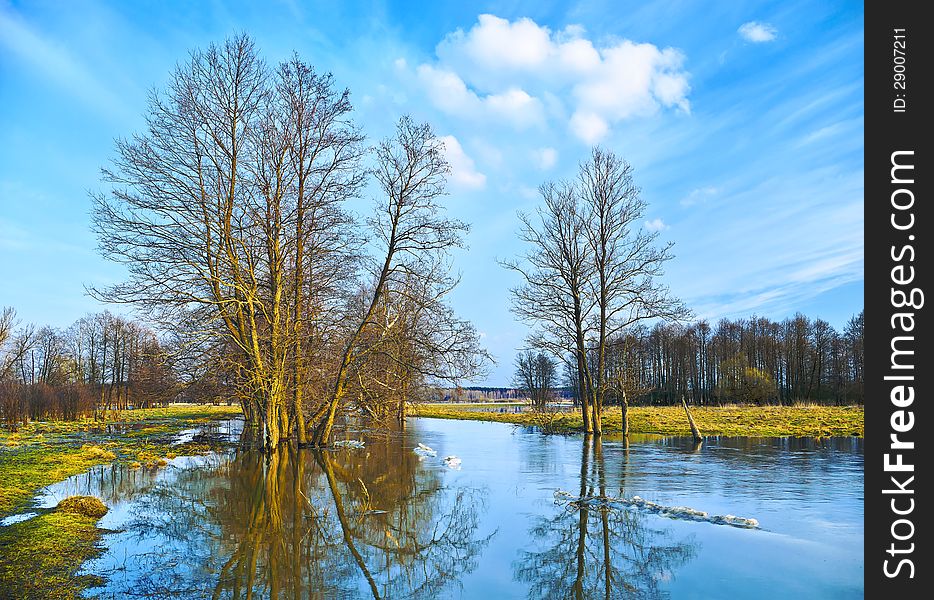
[[332, 439, 365, 449], [443, 455, 462, 469], [555, 490, 759, 529], [413, 443, 437, 458]]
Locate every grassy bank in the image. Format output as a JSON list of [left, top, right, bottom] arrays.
[[410, 404, 864, 438], [0, 404, 241, 599]]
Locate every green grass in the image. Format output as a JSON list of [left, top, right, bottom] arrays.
[[0, 404, 242, 515], [410, 404, 864, 438], [0, 404, 242, 599], [0, 510, 105, 599]]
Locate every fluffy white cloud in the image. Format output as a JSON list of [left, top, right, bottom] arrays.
[[439, 14, 551, 71], [416, 65, 544, 128], [440, 135, 486, 190], [533, 147, 557, 170], [569, 112, 608, 144], [484, 88, 545, 128], [738, 21, 777, 43], [644, 218, 668, 232], [414, 14, 691, 140]]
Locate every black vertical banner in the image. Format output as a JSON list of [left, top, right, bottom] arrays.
[[865, 0, 930, 596]]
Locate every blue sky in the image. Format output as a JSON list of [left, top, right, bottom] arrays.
[[0, 1, 863, 386]]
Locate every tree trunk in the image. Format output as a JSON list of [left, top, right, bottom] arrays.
[[681, 395, 702, 444], [621, 390, 629, 437]]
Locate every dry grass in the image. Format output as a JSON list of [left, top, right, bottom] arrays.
[[411, 404, 864, 438], [56, 496, 108, 519]]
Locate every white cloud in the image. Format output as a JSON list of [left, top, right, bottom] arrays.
[[484, 88, 545, 128], [414, 14, 691, 141], [416, 65, 544, 129], [440, 135, 486, 190], [569, 112, 608, 144], [645, 218, 668, 232], [533, 147, 558, 170], [738, 21, 777, 43], [417, 65, 479, 114], [393, 57, 407, 69], [439, 14, 552, 71], [680, 186, 718, 207]]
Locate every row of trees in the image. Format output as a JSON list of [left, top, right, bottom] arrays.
[[597, 311, 865, 406], [92, 35, 485, 448], [0, 307, 175, 426], [541, 311, 863, 409]]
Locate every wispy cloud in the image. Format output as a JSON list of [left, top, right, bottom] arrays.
[[533, 147, 558, 170], [644, 218, 668, 232], [0, 7, 128, 119], [680, 186, 718, 207], [738, 21, 777, 43]]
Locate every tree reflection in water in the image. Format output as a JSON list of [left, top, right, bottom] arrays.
[[89, 431, 491, 599], [514, 436, 698, 599]]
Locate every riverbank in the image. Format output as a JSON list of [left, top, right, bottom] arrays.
[[410, 404, 864, 438], [0, 404, 241, 599]]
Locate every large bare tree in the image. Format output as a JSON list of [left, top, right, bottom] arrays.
[[92, 36, 487, 448], [92, 36, 365, 448], [578, 148, 690, 434]]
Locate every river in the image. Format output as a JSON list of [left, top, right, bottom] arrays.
[[34, 417, 863, 598]]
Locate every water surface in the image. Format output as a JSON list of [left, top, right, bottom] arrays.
[[38, 417, 862, 598]]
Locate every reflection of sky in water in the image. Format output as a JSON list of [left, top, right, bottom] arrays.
[[11, 418, 862, 598]]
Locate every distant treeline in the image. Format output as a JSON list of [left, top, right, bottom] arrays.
[[431, 386, 575, 402], [0, 308, 179, 427], [567, 311, 864, 406]]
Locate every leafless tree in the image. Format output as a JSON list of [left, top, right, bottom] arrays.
[[513, 350, 557, 408], [308, 116, 481, 445], [504, 182, 597, 432], [507, 148, 688, 436]]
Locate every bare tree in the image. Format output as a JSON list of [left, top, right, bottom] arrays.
[[504, 182, 597, 432], [91, 36, 369, 448], [507, 148, 688, 436], [307, 116, 477, 446], [578, 148, 690, 434], [513, 350, 557, 408], [91, 36, 485, 448]]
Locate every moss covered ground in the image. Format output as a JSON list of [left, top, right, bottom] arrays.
[[411, 403, 864, 438], [0, 404, 241, 598], [0, 510, 105, 599], [0, 404, 240, 515]]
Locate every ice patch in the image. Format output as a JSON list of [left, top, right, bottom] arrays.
[[413, 443, 437, 458], [555, 490, 760, 529], [0, 512, 38, 527]]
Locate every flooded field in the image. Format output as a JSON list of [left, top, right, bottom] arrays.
[[21, 418, 862, 598]]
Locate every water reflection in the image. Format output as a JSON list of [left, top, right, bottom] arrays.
[[85, 430, 491, 599], [514, 436, 697, 599], [25, 417, 863, 598]]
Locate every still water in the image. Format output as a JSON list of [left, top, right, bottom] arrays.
[[40, 418, 863, 599]]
